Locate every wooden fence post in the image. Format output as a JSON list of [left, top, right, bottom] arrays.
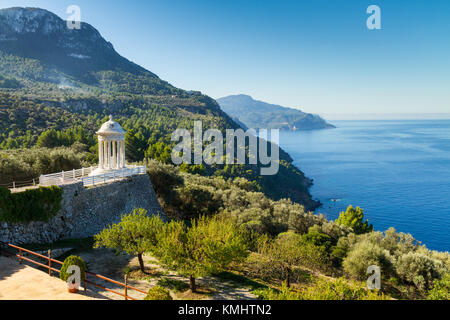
[[19, 248, 22, 264], [84, 274, 87, 292], [48, 249, 52, 277]]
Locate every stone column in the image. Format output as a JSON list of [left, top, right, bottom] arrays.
[[98, 139, 103, 169], [112, 140, 117, 169], [122, 139, 126, 168], [104, 140, 108, 169], [110, 140, 113, 170], [117, 141, 120, 169], [108, 140, 112, 170]]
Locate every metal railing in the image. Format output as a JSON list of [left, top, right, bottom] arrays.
[[0, 241, 148, 300], [39, 166, 99, 186], [39, 165, 146, 188], [81, 166, 146, 187]]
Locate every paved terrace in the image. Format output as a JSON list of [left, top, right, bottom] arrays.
[[0, 256, 99, 300]]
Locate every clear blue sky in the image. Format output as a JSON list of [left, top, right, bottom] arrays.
[[1, 0, 449, 115]]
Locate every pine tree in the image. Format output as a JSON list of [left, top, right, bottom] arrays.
[[335, 205, 373, 234]]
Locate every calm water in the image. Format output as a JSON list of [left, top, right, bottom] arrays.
[[278, 120, 450, 252]]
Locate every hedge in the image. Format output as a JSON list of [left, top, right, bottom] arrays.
[[0, 186, 63, 223], [144, 286, 173, 300], [60, 255, 87, 282]]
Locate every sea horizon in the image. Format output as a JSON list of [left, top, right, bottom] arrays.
[[279, 119, 450, 252], [319, 114, 450, 121]]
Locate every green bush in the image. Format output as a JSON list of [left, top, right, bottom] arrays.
[[428, 273, 450, 300], [144, 286, 173, 300], [298, 277, 388, 300], [256, 278, 388, 300], [301, 226, 334, 251], [253, 283, 303, 300], [0, 186, 62, 222], [157, 278, 189, 292], [146, 160, 184, 196], [176, 183, 223, 218], [60, 255, 87, 283], [395, 253, 441, 290], [330, 245, 347, 267], [343, 240, 393, 280]]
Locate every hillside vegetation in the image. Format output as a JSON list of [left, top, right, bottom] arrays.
[[106, 159, 449, 300], [0, 7, 317, 209]]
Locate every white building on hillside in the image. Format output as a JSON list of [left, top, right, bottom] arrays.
[[90, 115, 126, 176], [39, 115, 146, 188]]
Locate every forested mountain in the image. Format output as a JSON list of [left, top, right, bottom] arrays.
[[217, 94, 335, 131], [0, 7, 318, 209]]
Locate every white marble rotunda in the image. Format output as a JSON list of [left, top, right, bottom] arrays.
[[90, 115, 126, 176]]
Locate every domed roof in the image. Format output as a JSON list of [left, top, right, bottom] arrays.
[[97, 115, 126, 135]]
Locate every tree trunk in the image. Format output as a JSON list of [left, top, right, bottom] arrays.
[[138, 253, 145, 273], [189, 275, 197, 293], [286, 270, 291, 288]]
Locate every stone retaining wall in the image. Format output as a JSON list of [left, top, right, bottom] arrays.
[[0, 174, 164, 244]]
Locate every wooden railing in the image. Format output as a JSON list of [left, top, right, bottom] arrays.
[[0, 178, 39, 190], [0, 242, 147, 300]]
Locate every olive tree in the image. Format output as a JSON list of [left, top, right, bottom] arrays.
[[256, 232, 329, 287], [154, 215, 249, 292], [94, 208, 165, 272]]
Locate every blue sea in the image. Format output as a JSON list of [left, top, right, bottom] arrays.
[[278, 120, 450, 252]]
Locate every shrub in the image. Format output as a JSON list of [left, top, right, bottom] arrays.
[[0, 186, 62, 222], [146, 159, 183, 197], [330, 245, 347, 267], [428, 273, 450, 300], [301, 226, 333, 251], [179, 163, 206, 175], [157, 278, 189, 292], [253, 283, 303, 300], [176, 183, 223, 218], [256, 278, 388, 300], [60, 255, 87, 283], [297, 277, 388, 300], [395, 252, 441, 290], [343, 240, 393, 280], [0, 147, 87, 183], [144, 286, 173, 300]]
